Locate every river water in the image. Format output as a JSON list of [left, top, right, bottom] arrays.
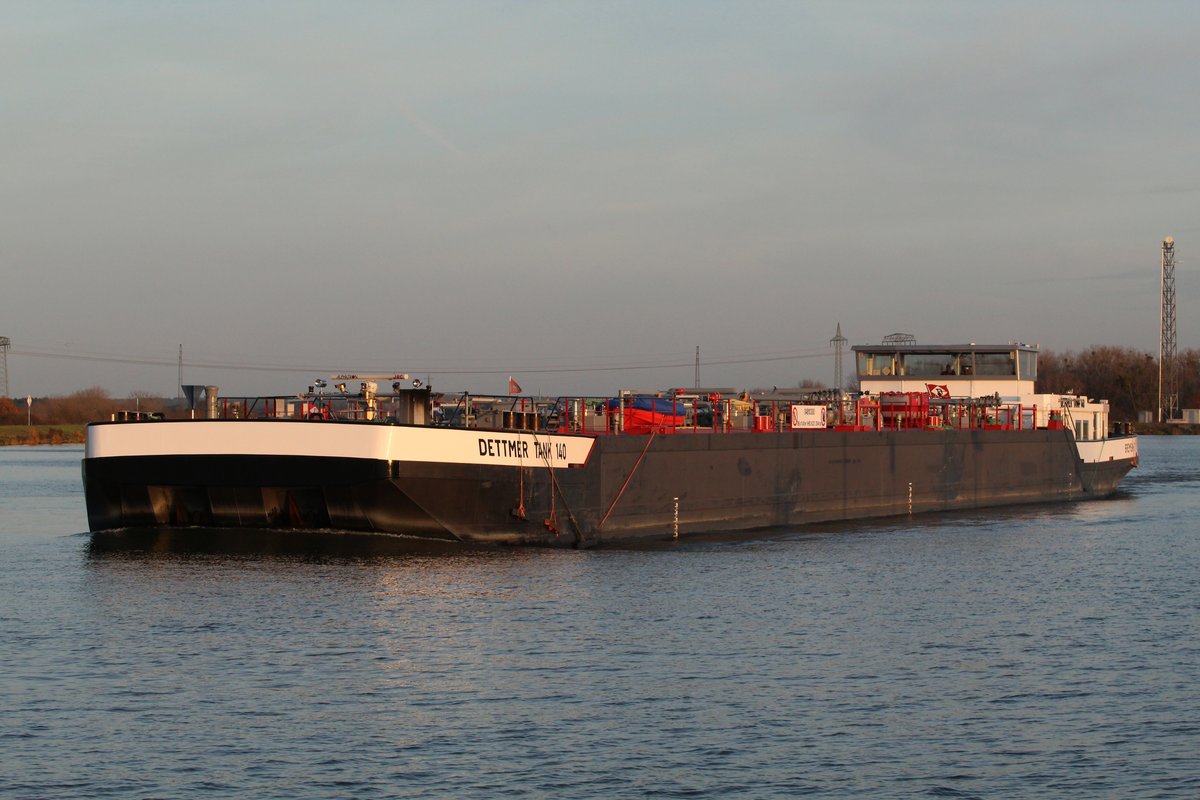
[[1, 438, 1197, 798]]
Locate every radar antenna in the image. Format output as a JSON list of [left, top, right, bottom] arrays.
[[882, 332, 916, 345]]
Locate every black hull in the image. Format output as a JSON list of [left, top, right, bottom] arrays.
[[83, 429, 1137, 547]]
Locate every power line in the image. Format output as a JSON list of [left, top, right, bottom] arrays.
[[9, 343, 835, 378]]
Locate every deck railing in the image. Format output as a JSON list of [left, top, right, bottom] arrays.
[[189, 391, 1041, 436]]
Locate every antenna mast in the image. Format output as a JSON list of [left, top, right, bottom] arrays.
[[1159, 236, 1178, 422]]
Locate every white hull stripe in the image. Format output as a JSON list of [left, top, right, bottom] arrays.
[[1075, 436, 1138, 465], [86, 422, 596, 469]]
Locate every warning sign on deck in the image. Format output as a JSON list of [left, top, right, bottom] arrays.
[[790, 404, 828, 429]]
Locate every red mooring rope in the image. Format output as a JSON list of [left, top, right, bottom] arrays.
[[596, 431, 658, 531]]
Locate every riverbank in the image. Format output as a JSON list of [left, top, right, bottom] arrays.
[[1134, 422, 1200, 435], [0, 425, 86, 446]]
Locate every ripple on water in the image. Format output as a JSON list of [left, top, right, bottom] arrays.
[[0, 440, 1198, 798]]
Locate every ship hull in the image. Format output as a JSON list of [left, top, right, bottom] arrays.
[[83, 420, 1137, 547]]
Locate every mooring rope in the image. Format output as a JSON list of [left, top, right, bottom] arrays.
[[531, 432, 585, 546], [596, 431, 658, 531]]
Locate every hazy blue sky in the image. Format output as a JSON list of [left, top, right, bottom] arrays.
[[4, 2, 1198, 398]]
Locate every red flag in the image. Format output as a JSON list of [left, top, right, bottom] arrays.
[[508, 376, 522, 395], [926, 383, 950, 399]]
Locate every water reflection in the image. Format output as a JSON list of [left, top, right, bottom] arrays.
[[87, 527, 484, 560], [85, 486, 1145, 562]]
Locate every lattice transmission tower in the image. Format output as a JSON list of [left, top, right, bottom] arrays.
[[829, 323, 847, 395], [1159, 236, 1178, 422], [0, 336, 9, 398]]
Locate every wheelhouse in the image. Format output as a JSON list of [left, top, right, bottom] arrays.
[[853, 343, 1038, 398]]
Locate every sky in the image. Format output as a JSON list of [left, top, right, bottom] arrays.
[[3, 1, 1198, 399]]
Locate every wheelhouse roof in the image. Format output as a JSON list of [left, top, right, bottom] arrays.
[[851, 343, 1039, 355]]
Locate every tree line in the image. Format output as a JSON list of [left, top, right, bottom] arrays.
[[1036, 346, 1200, 422], [0, 388, 172, 425]]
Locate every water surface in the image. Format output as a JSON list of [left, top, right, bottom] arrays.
[[1, 440, 1197, 798]]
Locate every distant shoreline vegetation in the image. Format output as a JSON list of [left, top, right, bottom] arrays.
[[0, 425, 86, 446], [1, 345, 1197, 439], [1136, 422, 1200, 436]]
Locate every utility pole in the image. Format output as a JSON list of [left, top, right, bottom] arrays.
[[694, 345, 700, 389], [1159, 236, 1178, 422]]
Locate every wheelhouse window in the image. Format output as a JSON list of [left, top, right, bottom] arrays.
[[856, 346, 1036, 381], [857, 352, 896, 376], [975, 352, 1017, 376], [898, 352, 959, 377], [1018, 350, 1037, 380]]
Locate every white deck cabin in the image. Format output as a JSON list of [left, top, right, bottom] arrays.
[[852, 342, 1113, 442]]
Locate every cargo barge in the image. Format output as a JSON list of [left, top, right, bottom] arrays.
[[83, 341, 1138, 547]]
